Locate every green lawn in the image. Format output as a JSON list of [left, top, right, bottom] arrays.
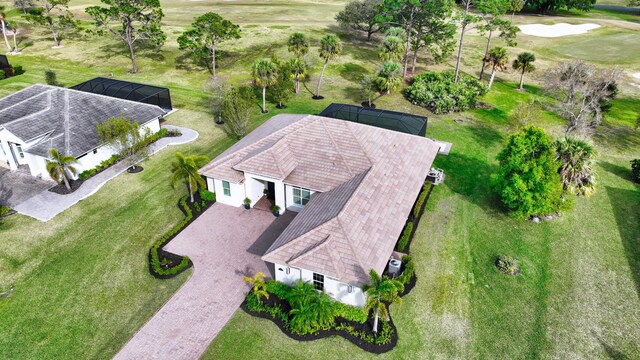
[[0, 0, 639, 358]]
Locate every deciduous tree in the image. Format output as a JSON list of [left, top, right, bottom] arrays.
[[96, 116, 152, 171], [527, 0, 595, 13], [221, 86, 256, 139], [26, 0, 76, 48], [86, 0, 165, 73], [453, 0, 482, 83], [477, 0, 518, 81], [177, 12, 240, 76], [335, 0, 384, 40], [408, 0, 456, 74], [0, 7, 11, 52]]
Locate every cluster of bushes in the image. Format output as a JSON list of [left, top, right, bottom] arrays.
[[0, 66, 25, 80], [632, 159, 640, 184], [413, 182, 430, 219], [396, 255, 415, 286], [149, 189, 216, 277], [78, 155, 120, 180], [78, 128, 181, 180], [405, 71, 488, 114], [247, 280, 394, 346]]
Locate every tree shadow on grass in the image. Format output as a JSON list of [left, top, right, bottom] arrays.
[[594, 123, 640, 152], [606, 186, 640, 299], [338, 63, 368, 83], [95, 41, 165, 62], [591, 330, 632, 360], [219, 41, 282, 70], [463, 123, 504, 148], [600, 161, 634, 183], [434, 152, 503, 216]]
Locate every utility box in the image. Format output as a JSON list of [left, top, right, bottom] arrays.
[[388, 258, 402, 277]]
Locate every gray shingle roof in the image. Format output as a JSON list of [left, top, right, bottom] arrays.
[[200, 114, 441, 286], [0, 84, 166, 158]]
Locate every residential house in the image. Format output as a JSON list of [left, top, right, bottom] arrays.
[[199, 114, 440, 306]]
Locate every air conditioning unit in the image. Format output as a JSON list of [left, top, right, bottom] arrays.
[[388, 259, 402, 277]]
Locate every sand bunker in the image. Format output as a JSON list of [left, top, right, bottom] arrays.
[[518, 23, 600, 38], [632, 73, 640, 80]]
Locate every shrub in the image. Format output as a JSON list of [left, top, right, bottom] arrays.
[[494, 126, 565, 219], [413, 182, 430, 219], [397, 255, 415, 286], [405, 70, 487, 114], [194, 202, 201, 213], [266, 279, 293, 300], [198, 188, 215, 202], [632, 159, 640, 184], [334, 302, 367, 324], [45, 69, 60, 86], [395, 220, 413, 252], [0, 70, 5, 80], [13, 65, 24, 76], [495, 256, 521, 275]]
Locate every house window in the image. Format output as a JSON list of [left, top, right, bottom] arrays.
[[222, 180, 231, 196], [313, 273, 324, 291], [15, 144, 24, 159], [293, 187, 310, 206]]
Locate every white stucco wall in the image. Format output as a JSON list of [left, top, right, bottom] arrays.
[[284, 184, 316, 212], [210, 178, 245, 207], [273, 263, 365, 307], [244, 176, 265, 208], [244, 172, 285, 214]]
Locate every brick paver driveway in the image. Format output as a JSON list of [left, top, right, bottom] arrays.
[[114, 203, 295, 360]]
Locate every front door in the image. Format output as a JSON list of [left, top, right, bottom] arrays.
[[267, 181, 275, 201]]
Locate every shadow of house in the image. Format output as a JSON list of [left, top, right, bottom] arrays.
[[600, 161, 634, 183], [606, 186, 640, 298], [246, 211, 297, 257]]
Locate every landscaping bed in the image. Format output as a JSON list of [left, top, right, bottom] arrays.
[[148, 189, 216, 279], [396, 181, 435, 253]]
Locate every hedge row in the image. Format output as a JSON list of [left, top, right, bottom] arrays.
[[413, 182, 430, 219], [395, 221, 413, 252], [397, 255, 415, 286], [149, 189, 215, 278]]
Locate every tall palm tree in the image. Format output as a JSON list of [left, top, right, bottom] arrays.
[[315, 33, 342, 99], [0, 7, 12, 53], [171, 152, 210, 203], [375, 61, 402, 95], [512, 52, 536, 91], [484, 46, 509, 89], [243, 272, 269, 304], [252, 58, 279, 113], [363, 269, 404, 333], [287, 32, 309, 57], [288, 56, 307, 94], [46, 148, 78, 191], [555, 137, 596, 196]]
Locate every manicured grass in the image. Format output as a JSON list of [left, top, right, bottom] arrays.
[[0, 0, 638, 358]]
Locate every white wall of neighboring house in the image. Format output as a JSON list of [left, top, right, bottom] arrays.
[[209, 178, 245, 206], [284, 184, 316, 212], [244, 176, 266, 207], [273, 262, 366, 307]]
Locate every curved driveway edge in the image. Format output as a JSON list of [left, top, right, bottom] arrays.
[[114, 204, 294, 360], [13, 125, 198, 222]]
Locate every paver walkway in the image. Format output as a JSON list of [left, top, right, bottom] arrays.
[[13, 125, 197, 221], [114, 204, 296, 360], [0, 166, 54, 207]]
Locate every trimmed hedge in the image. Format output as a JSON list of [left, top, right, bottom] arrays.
[[405, 70, 488, 114], [395, 221, 413, 252], [149, 190, 215, 278], [397, 255, 415, 286], [413, 182, 430, 219]]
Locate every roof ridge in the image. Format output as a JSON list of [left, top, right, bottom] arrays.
[[335, 217, 367, 277], [343, 121, 374, 167], [47, 83, 166, 113], [319, 118, 354, 176], [288, 235, 342, 278], [287, 235, 330, 263]]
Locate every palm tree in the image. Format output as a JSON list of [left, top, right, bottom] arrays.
[[555, 137, 596, 196], [288, 56, 307, 94], [243, 272, 269, 304], [512, 52, 536, 91], [0, 7, 11, 53], [363, 269, 404, 333], [375, 61, 402, 95], [7, 20, 19, 53], [171, 152, 210, 203], [484, 46, 509, 89], [287, 32, 309, 57], [46, 148, 78, 191], [378, 35, 404, 62], [315, 33, 342, 99], [252, 59, 279, 113]]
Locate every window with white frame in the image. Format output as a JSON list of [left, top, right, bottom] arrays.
[[313, 273, 324, 291], [15, 144, 24, 159], [293, 187, 310, 205], [222, 180, 231, 196]]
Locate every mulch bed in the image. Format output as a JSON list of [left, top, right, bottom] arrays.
[[240, 296, 398, 354], [312, 95, 325, 100], [148, 191, 215, 279], [403, 183, 435, 254], [49, 179, 86, 195], [361, 102, 376, 109], [127, 165, 144, 173]]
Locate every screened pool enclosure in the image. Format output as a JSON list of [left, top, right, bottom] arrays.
[[71, 77, 173, 111], [319, 103, 427, 136]]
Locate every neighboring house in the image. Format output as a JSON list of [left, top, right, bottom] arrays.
[[199, 114, 440, 306], [0, 84, 166, 180]]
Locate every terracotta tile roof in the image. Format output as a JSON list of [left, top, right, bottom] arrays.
[[200, 114, 440, 286]]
